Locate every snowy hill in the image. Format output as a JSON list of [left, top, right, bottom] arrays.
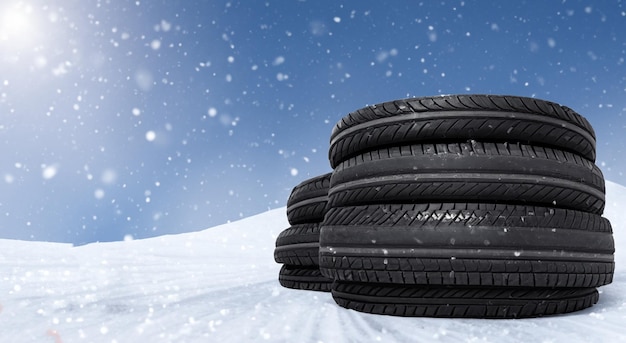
[[1, 182, 625, 342]]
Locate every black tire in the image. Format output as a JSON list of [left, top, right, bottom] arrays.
[[287, 173, 331, 225], [332, 281, 599, 318], [319, 203, 614, 287], [329, 142, 605, 214], [275, 223, 321, 247], [274, 244, 319, 266], [278, 265, 333, 292], [274, 224, 321, 266], [329, 94, 596, 168]]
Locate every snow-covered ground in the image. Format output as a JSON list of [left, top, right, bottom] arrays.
[[1, 182, 625, 343]]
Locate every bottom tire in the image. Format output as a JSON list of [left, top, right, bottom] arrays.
[[279, 265, 333, 292], [332, 281, 598, 318]]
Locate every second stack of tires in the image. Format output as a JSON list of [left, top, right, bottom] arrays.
[[319, 94, 615, 318], [274, 173, 334, 292]]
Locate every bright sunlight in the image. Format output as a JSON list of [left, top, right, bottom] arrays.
[[0, 2, 37, 45]]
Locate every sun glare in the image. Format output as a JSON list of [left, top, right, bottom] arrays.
[[0, 3, 37, 44]]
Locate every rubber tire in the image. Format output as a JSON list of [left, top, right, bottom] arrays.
[[275, 223, 321, 247], [287, 173, 331, 225], [278, 265, 333, 292], [329, 94, 596, 168], [332, 281, 599, 318], [319, 203, 614, 288], [274, 224, 321, 266], [330, 142, 605, 214]]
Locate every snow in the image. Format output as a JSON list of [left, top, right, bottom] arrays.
[[145, 131, 156, 142], [1, 181, 625, 342]]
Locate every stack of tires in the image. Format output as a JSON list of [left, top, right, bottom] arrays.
[[274, 173, 334, 291], [318, 94, 615, 318]]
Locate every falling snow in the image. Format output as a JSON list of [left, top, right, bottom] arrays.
[[272, 56, 286, 66], [145, 131, 156, 142], [42, 165, 58, 180], [150, 39, 161, 50], [0, 1, 623, 247]]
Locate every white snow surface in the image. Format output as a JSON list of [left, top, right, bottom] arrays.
[[1, 182, 625, 343]]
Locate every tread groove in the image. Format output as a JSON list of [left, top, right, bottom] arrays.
[[329, 94, 597, 168]]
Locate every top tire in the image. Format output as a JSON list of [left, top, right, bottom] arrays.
[[329, 94, 596, 168], [286, 173, 331, 225]]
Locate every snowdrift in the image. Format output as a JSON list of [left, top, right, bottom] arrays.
[[1, 181, 625, 342]]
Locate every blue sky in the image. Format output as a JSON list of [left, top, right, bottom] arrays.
[[1, 0, 625, 244]]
